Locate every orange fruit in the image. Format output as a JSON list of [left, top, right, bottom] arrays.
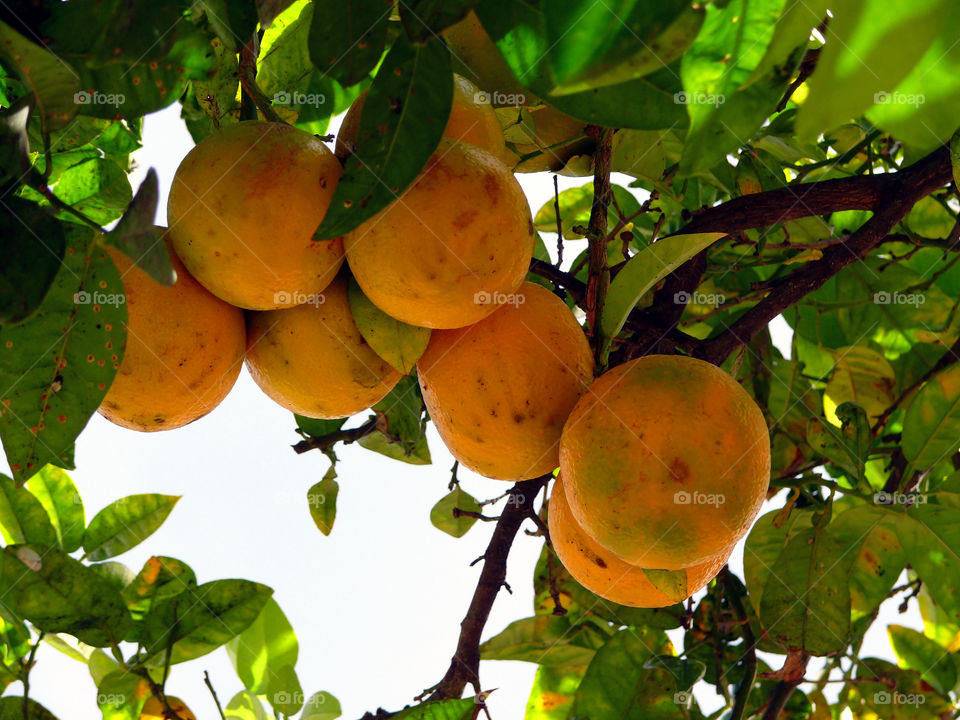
[[245, 275, 401, 418], [506, 105, 592, 173], [559, 355, 770, 570], [168, 121, 344, 310], [344, 138, 535, 329], [99, 243, 245, 432], [336, 74, 513, 166], [140, 696, 196, 720], [549, 477, 731, 608], [417, 282, 593, 480]]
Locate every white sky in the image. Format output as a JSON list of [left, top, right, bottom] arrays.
[[8, 103, 920, 720]]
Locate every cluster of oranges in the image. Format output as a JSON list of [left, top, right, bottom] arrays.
[[100, 17, 770, 609]]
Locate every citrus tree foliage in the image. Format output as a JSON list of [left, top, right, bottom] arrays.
[[2, 1, 960, 719]]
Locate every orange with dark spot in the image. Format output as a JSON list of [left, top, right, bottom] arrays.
[[99, 242, 245, 432], [549, 476, 732, 607], [560, 355, 770, 570]]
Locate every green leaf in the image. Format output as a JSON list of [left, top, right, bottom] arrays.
[[474, 2, 688, 130], [390, 699, 476, 720], [525, 663, 586, 720], [140, 579, 273, 664], [314, 34, 452, 240], [225, 690, 270, 720], [0, 22, 79, 130], [758, 525, 855, 655], [105, 170, 175, 286], [87, 648, 121, 686], [544, 1, 699, 91], [122, 556, 197, 619], [599, 232, 726, 355], [748, 0, 830, 84], [258, 1, 315, 100], [743, 508, 814, 616], [679, 0, 798, 175], [401, 0, 480, 42], [533, 184, 641, 240], [797, 0, 950, 141], [643, 655, 705, 692], [0, 233, 126, 484], [429, 486, 482, 538], [52, 157, 132, 226], [348, 279, 431, 374], [309, 0, 390, 87], [823, 346, 896, 426], [854, 657, 954, 718], [641, 569, 688, 604], [480, 615, 602, 666], [295, 415, 347, 438], [96, 669, 150, 720], [25, 465, 84, 552], [0, 698, 60, 720], [806, 404, 870, 485], [266, 662, 303, 716], [572, 628, 687, 719], [82, 494, 180, 561], [888, 624, 957, 696], [0, 473, 56, 545], [227, 597, 299, 695], [302, 691, 342, 720], [0, 197, 66, 326], [358, 375, 431, 464], [903, 365, 960, 470], [0, 544, 132, 647], [307, 465, 339, 536]]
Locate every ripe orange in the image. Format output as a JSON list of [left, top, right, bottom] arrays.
[[559, 355, 770, 570], [141, 696, 196, 720], [167, 121, 344, 310], [99, 242, 245, 432], [245, 275, 401, 418], [417, 282, 593, 480], [549, 477, 731, 608], [507, 105, 592, 173], [344, 138, 535, 329], [336, 74, 513, 166]]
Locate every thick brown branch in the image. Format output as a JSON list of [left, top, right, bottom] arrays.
[[696, 146, 953, 364], [584, 127, 614, 371], [430, 475, 550, 700]]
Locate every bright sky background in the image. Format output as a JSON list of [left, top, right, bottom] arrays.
[[8, 103, 921, 720]]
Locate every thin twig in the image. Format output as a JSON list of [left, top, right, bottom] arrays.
[[204, 671, 227, 720]]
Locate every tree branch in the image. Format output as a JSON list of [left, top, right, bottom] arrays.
[[695, 146, 953, 364], [430, 475, 550, 700], [584, 126, 614, 372], [293, 417, 377, 454]]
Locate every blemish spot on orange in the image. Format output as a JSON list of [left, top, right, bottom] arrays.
[[58, 415, 66, 423]]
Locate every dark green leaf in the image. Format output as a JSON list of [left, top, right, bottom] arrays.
[[545, 1, 700, 93], [122, 556, 197, 619], [642, 655, 705, 692], [480, 615, 601, 666], [429, 486, 482, 538], [227, 597, 299, 694], [390, 699, 476, 720], [758, 526, 854, 655], [0, 698, 60, 720], [83, 494, 180, 561], [140, 579, 272, 664], [357, 375, 431, 464], [296, 415, 347, 438], [308, 0, 391, 87], [0, 22, 79, 129], [572, 628, 687, 719], [743, 508, 815, 616], [314, 34, 452, 240], [0, 197, 65, 325], [0, 233, 126, 485], [401, 0, 480, 42], [25, 465, 84, 552], [105, 170, 176, 286], [348, 278, 431, 374], [307, 464, 339, 536], [0, 544, 132, 647]]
